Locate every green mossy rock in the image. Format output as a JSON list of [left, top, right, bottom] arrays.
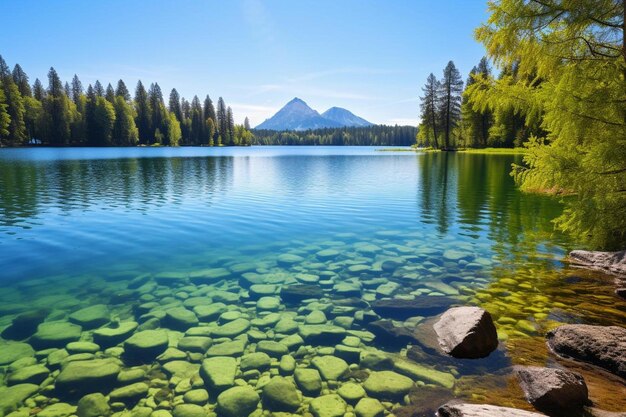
[[337, 382, 365, 404], [256, 341, 289, 358], [0, 384, 38, 415], [363, 370, 414, 400], [217, 386, 260, 417], [124, 330, 169, 362], [37, 403, 77, 417], [177, 336, 212, 353], [183, 389, 209, 405], [30, 321, 82, 349], [354, 398, 385, 417], [393, 360, 455, 389], [92, 322, 138, 348], [211, 318, 250, 338], [309, 394, 347, 417], [55, 358, 121, 396], [163, 307, 198, 331], [262, 376, 300, 412], [69, 304, 110, 329], [240, 352, 271, 371], [6, 364, 49, 386], [76, 393, 110, 417], [0, 342, 35, 366], [277, 253, 304, 266], [206, 339, 247, 357], [109, 382, 149, 403], [193, 303, 227, 321], [294, 368, 322, 396], [66, 341, 100, 354], [311, 356, 349, 381], [172, 404, 205, 417], [162, 360, 200, 379], [200, 356, 237, 392]]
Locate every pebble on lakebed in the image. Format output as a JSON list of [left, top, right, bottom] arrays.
[[0, 233, 624, 417]]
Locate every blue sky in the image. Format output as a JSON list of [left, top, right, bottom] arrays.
[[1, 1, 489, 126]]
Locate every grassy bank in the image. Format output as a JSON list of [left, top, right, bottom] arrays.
[[457, 147, 527, 155]]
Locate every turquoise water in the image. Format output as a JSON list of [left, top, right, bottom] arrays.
[[0, 147, 624, 415]]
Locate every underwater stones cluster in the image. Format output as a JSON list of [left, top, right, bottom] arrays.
[[1, 233, 487, 417]]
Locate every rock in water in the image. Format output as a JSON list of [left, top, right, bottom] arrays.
[[371, 297, 455, 320], [438, 403, 547, 417], [433, 306, 498, 359], [55, 359, 121, 396], [69, 304, 110, 329], [1, 309, 48, 340], [0, 383, 39, 415], [262, 376, 300, 412], [515, 366, 588, 415], [30, 321, 82, 349], [367, 320, 417, 348], [362, 371, 414, 400], [200, 356, 237, 392], [217, 386, 260, 417], [76, 393, 110, 417], [547, 324, 626, 378], [123, 330, 169, 363], [568, 249, 626, 275], [309, 394, 347, 417], [280, 284, 324, 304]]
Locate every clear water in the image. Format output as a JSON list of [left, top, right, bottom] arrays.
[[0, 146, 624, 414]]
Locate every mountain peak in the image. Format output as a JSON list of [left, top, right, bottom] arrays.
[[255, 98, 372, 131]]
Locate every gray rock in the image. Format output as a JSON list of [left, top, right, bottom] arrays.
[[547, 324, 626, 378], [433, 306, 498, 359], [76, 393, 110, 417], [309, 394, 346, 417], [516, 366, 588, 415], [569, 250, 626, 276], [437, 402, 546, 417], [200, 356, 237, 392], [124, 330, 169, 362], [217, 386, 260, 417], [262, 376, 300, 412], [294, 368, 322, 396], [55, 359, 121, 396], [362, 370, 414, 400]]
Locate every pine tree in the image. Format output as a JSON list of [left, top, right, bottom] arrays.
[[105, 83, 115, 103], [244, 117, 251, 130], [0, 85, 11, 141], [226, 106, 235, 145], [206, 118, 215, 146], [438, 61, 463, 149], [418, 73, 440, 148], [169, 88, 182, 123], [43, 67, 71, 145], [190, 95, 203, 145], [0, 56, 27, 144], [94, 80, 104, 97], [216, 97, 227, 146], [70, 75, 83, 105], [64, 82, 71, 98], [134, 81, 151, 145], [115, 80, 130, 101], [12, 64, 32, 97], [148, 83, 166, 142], [93, 96, 115, 145], [113, 96, 138, 145], [461, 57, 493, 147], [85, 84, 97, 145], [32, 78, 46, 101], [181, 97, 191, 144], [203, 95, 216, 144]]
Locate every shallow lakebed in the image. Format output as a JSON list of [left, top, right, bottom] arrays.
[[0, 147, 624, 416]]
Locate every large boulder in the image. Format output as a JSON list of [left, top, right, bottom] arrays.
[[262, 376, 300, 412], [371, 296, 455, 320], [1, 309, 48, 340], [55, 359, 121, 396], [433, 307, 498, 359], [547, 324, 626, 378], [438, 403, 547, 417], [568, 250, 626, 276], [123, 329, 169, 363], [69, 304, 110, 329], [217, 386, 260, 417], [0, 342, 35, 365], [200, 356, 237, 392], [515, 366, 588, 415], [0, 384, 39, 415], [311, 356, 349, 381], [30, 321, 82, 349], [92, 322, 138, 348]]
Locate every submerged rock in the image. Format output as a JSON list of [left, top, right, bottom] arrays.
[[280, 284, 324, 304], [0, 383, 39, 415], [547, 324, 626, 378], [294, 368, 322, 396], [362, 370, 414, 400], [437, 402, 546, 417], [124, 329, 169, 363], [309, 394, 347, 417], [371, 296, 455, 320], [55, 358, 121, 396], [262, 376, 300, 412], [0, 342, 35, 365], [367, 320, 417, 348], [76, 393, 110, 417], [200, 356, 237, 392], [354, 397, 385, 417], [7, 364, 50, 385], [311, 355, 349, 381], [515, 366, 588, 415], [1, 309, 48, 340], [69, 304, 110, 329], [433, 306, 498, 359], [217, 386, 260, 417], [30, 321, 82, 349]]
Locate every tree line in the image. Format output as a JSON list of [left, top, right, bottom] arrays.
[[0, 56, 253, 147], [253, 125, 417, 146], [419, 0, 624, 249]]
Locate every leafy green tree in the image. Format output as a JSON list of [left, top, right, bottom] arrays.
[[43, 67, 71, 145], [23, 96, 43, 142], [418, 73, 440, 148], [206, 118, 215, 146], [438, 61, 463, 149], [461, 57, 493, 147], [0, 56, 27, 144], [112, 96, 138, 146], [474, 0, 625, 249], [163, 112, 181, 146], [115, 80, 130, 101], [134, 81, 151, 144], [0, 85, 11, 141], [92, 96, 115, 145], [12, 64, 31, 97]]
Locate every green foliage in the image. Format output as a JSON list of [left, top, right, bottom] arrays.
[[254, 125, 417, 146], [113, 96, 138, 146], [0, 84, 10, 139], [474, 0, 626, 249], [43, 67, 71, 145]]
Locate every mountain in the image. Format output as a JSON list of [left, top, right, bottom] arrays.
[[321, 107, 373, 127], [255, 98, 372, 130]]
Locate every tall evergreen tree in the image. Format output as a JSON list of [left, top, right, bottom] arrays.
[[0, 56, 27, 144], [134, 81, 151, 145], [32, 78, 45, 101], [216, 97, 227, 146], [113, 96, 138, 146], [0, 87, 10, 140], [203, 95, 216, 144], [115, 80, 131, 101], [70, 75, 83, 105], [43, 67, 71, 145], [226, 106, 235, 145], [438, 61, 463, 149], [168, 88, 182, 122], [418, 73, 441, 148], [105, 83, 115, 103], [64, 82, 71, 98], [244, 117, 250, 131], [12, 64, 31, 97], [190, 95, 203, 145], [85, 84, 97, 145], [94, 80, 104, 97], [461, 57, 493, 147]]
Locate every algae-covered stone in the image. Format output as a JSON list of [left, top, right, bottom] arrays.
[[294, 368, 322, 396], [256, 296, 281, 311], [274, 318, 299, 334], [162, 361, 200, 379], [363, 370, 414, 400], [31, 321, 82, 349], [163, 307, 198, 331], [0, 384, 38, 415], [37, 403, 77, 417], [200, 356, 237, 392], [177, 336, 212, 353], [309, 394, 347, 417], [92, 322, 138, 348], [109, 382, 149, 403], [217, 386, 260, 417], [279, 355, 296, 375], [262, 376, 300, 412], [241, 352, 271, 371], [305, 310, 327, 324], [0, 342, 35, 366], [211, 318, 250, 338], [354, 398, 385, 417], [55, 358, 121, 396], [299, 325, 346, 345], [183, 389, 209, 405], [7, 364, 49, 385], [154, 272, 188, 286], [206, 339, 247, 357], [69, 304, 110, 329], [193, 303, 227, 321], [189, 268, 230, 284], [277, 253, 304, 266], [393, 360, 455, 389], [66, 341, 100, 354], [124, 330, 169, 362], [256, 340, 289, 358], [172, 404, 205, 417], [311, 356, 349, 381], [316, 249, 340, 260], [76, 393, 110, 417], [337, 382, 366, 404]]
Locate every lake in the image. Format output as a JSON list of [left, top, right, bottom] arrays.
[[0, 146, 624, 414]]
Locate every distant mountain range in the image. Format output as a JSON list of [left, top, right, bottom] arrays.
[[255, 98, 373, 131]]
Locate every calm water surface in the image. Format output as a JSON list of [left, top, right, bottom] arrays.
[[0, 146, 623, 414]]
